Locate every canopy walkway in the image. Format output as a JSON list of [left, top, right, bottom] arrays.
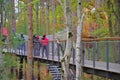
[[1, 37, 120, 80]]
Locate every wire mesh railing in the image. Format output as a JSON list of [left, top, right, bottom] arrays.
[[1, 38, 120, 71]]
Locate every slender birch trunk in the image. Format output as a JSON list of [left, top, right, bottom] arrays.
[[60, 0, 73, 80], [26, 0, 33, 80], [52, 0, 55, 39], [11, 0, 16, 32], [76, 0, 85, 80], [45, 0, 49, 35], [36, 2, 39, 34]]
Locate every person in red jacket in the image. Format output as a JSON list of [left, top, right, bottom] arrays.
[[40, 35, 49, 58]]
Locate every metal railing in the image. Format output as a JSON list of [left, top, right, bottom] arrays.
[[2, 37, 120, 71]]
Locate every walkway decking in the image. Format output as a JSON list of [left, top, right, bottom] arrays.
[[10, 49, 120, 80], [83, 60, 120, 74], [4, 49, 120, 74]]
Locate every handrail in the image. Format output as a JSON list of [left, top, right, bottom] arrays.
[[82, 37, 120, 42], [49, 37, 120, 42]]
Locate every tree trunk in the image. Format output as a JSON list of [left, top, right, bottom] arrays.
[[52, 0, 55, 39], [0, 0, 3, 28], [26, 0, 33, 80], [0, 0, 3, 40], [39, 1, 42, 35], [7, 0, 12, 42], [115, 0, 120, 36], [113, 0, 120, 63], [60, 0, 73, 80], [43, 3, 46, 35], [11, 0, 16, 32], [36, 2, 39, 34], [107, 0, 114, 37], [45, 0, 49, 35], [76, 0, 85, 80]]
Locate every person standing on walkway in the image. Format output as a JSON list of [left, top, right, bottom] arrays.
[[20, 33, 25, 50], [40, 35, 49, 58], [36, 35, 41, 56], [33, 35, 40, 56]]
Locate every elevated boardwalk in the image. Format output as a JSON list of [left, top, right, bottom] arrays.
[[1, 37, 120, 80], [12, 50, 120, 80]]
